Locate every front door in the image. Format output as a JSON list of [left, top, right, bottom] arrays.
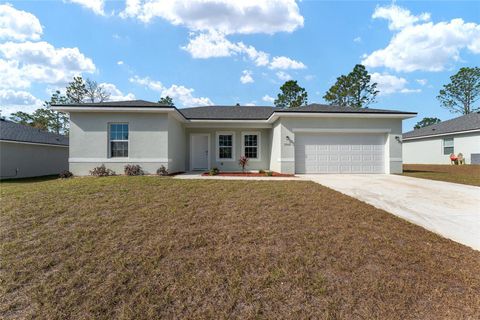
[[191, 134, 210, 170]]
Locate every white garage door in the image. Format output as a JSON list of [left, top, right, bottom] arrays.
[[295, 133, 385, 174]]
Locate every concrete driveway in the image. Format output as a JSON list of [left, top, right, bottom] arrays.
[[300, 174, 480, 251]]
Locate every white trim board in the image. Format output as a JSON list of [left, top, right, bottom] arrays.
[[69, 158, 171, 163], [0, 139, 68, 148], [291, 128, 392, 133]]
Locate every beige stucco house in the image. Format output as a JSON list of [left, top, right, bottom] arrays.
[[53, 100, 416, 175]]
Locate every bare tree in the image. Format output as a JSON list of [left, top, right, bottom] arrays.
[[85, 78, 110, 103]]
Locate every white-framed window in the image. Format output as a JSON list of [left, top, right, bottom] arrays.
[[109, 123, 129, 158], [242, 132, 261, 161], [443, 137, 454, 155], [216, 131, 235, 161]]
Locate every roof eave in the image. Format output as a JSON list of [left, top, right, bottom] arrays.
[[403, 128, 480, 140]]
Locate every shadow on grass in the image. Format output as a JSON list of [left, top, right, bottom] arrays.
[[0, 175, 59, 184]]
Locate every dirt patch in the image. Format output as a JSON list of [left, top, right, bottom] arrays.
[[1, 177, 479, 319], [402, 164, 480, 186]]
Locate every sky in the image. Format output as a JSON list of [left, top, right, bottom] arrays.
[[0, 0, 479, 131]]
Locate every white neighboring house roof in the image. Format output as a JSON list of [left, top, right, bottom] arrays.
[[403, 112, 480, 141], [0, 119, 68, 147]]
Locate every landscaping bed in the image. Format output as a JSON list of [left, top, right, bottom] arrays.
[[202, 171, 295, 177], [402, 164, 480, 186]]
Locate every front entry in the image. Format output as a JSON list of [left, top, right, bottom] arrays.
[[190, 134, 210, 171]]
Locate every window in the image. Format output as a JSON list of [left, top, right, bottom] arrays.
[[217, 132, 234, 160], [443, 138, 454, 155], [109, 123, 128, 157], [242, 132, 260, 160]]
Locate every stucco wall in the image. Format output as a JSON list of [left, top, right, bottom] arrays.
[[69, 112, 169, 175], [403, 132, 480, 164], [168, 115, 186, 173], [185, 128, 271, 171], [274, 117, 404, 174], [0, 141, 68, 179]]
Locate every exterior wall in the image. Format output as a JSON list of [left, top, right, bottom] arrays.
[[403, 132, 480, 164], [0, 141, 68, 179], [69, 112, 169, 175], [168, 115, 186, 173], [273, 117, 404, 174], [269, 121, 281, 172], [185, 127, 271, 171]]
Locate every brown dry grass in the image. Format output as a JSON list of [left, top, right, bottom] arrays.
[[403, 164, 480, 186], [1, 176, 479, 319]]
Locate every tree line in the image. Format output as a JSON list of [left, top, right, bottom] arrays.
[[274, 65, 479, 129]]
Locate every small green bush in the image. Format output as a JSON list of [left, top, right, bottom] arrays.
[[156, 165, 169, 176], [265, 171, 273, 176], [259, 169, 265, 174], [124, 164, 144, 176], [209, 167, 219, 176], [90, 164, 116, 177], [59, 170, 73, 179]]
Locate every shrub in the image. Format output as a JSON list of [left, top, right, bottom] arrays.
[[156, 165, 169, 176], [209, 167, 219, 176], [90, 164, 116, 177], [239, 156, 249, 172], [259, 169, 265, 174], [59, 170, 73, 179], [265, 171, 273, 176], [124, 164, 144, 176]]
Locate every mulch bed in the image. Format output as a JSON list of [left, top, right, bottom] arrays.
[[202, 171, 295, 177]]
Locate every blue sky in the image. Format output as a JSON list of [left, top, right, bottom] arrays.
[[1, 0, 479, 130]]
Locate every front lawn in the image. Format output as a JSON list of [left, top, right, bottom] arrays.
[[1, 177, 479, 319], [402, 164, 480, 186]]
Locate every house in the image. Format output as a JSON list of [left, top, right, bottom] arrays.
[[0, 119, 69, 179], [403, 112, 480, 165], [52, 100, 416, 175]]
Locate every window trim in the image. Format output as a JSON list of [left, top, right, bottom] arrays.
[[108, 122, 129, 158], [241, 131, 261, 161], [442, 137, 454, 155], [215, 131, 235, 162]]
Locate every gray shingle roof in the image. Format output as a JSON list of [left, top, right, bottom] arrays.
[[274, 103, 416, 115], [403, 112, 480, 139], [53, 99, 172, 108], [0, 119, 69, 146], [179, 106, 274, 120]]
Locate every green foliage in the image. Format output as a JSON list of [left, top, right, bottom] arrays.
[[437, 67, 480, 114], [259, 169, 265, 174], [323, 64, 378, 108], [414, 117, 442, 129], [124, 164, 144, 176], [66, 76, 88, 103], [209, 167, 219, 176], [265, 171, 273, 176], [9, 111, 33, 125], [274, 80, 308, 109], [59, 170, 73, 179], [158, 96, 175, 106], [90, 164, 116, 177], [156, 165, 169, 176]]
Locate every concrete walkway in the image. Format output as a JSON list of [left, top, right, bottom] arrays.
[[174, 172, 299, 181], [300, 174, 480, 251]]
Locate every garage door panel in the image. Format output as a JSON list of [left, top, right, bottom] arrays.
[[295, 133, 385, 174]]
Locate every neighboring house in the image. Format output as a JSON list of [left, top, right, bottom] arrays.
[[0, 119, 69, 179], [403, 112, 480, 165], [52, 100, 416, 175]]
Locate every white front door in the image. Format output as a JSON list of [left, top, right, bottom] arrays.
[[191, 134, 210, 170]]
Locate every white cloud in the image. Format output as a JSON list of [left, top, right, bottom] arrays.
[[262, 94, 275, 103], [372, 4, 430, 30], [100, 83, 135, 101], [416, 79, 427, 86], [245, 102, 256, 106], [353, 36, 362, 43], [0, 3, 43, 41], [117, 60, 124, 65], [67, 0, 106, 16], [276, 71, 292, 81], [129, 75, 213, 107], [240, 70, 254, 84], [0, 89, 43, 115], [0, 41, 96, 88], [120, 0, 304, 35], [370, 72, 420, 95], [269, 56, 306, 70], [363, 5, 480, 72]]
